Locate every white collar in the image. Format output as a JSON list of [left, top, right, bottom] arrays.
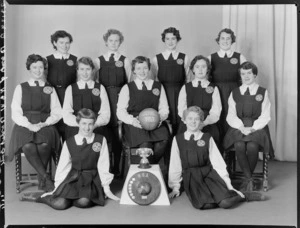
[[218, 49, 233, 58], [184, 130, 203, 141], [75, 133, 95, 144], [106, 51, 120, 59], [53, 52, 70, 59], [78, 80, 94, 88], [28, 78, 45, 86], [192, 78, 210, 88], [240, 82, 258, 93]]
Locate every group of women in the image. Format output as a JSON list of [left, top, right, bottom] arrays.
[[7, 27, 273, 210]]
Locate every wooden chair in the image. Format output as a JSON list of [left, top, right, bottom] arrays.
[[15, 150, 56, 193], [118, 120, 172, 179], [223, 149, 269, 192]]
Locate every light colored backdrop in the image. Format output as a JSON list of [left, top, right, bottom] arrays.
[[5, 4, 223, 147]]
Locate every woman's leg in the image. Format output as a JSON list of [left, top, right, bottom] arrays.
[[73, 198, 95, 208], [201, 203, 218, 210], [36, 195, 72, 210], [246, 142, 259, 173], [218, 195, 244, 209], [153, 140, 169, 164]]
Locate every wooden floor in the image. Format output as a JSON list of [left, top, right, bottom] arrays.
[[4, 160, 297, 227]]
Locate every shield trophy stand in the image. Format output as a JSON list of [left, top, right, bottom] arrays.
[[120, 148, 170, 206]]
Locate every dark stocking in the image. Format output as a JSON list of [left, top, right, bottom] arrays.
[[36, 195, 72, 210], [246, 142, 259, 173], [218, 195, 244, 209], [234, 141, 251, 179], [112, 126, 122, 173], [73, 198, 94, 208], [153, 140, 169, 164], [201, 203, 218, 210]]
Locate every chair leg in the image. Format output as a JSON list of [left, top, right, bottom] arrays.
[[15, 154, 21, 193], [263, 153, 269, 192]]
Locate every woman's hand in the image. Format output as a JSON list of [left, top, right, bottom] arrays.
[[132, 117, 142, 129], [37, 122, 48, 129], [28, 124, 41, 132], [168, 190, 180, 199], [104, 189, 120, 201], [239, 126, 251, 136]]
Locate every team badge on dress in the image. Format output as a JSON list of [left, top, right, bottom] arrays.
[[92, 142, 102, 152], [197, 140, 205, 147], [115, 61, 124, 67], [43, 86, 53, 94], [230, 58, 238, 64], [205, 86, 214, 94], [255, 94, 263, 101], [92, 88, 100, 96], [67, 60, 74, 66], [152, 88, 160, 96], [176, 58, 184, 65]]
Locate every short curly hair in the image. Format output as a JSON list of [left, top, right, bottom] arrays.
[[161, 27, 182, 42], [239, 61, 258, 75], [182, 106, 205, 122], [50, 30, 73, 50], [131, 56, 151, 72], [76, 108, 96, 124], [26, 54, 47, 70], [76, 57, 95, 70], [215, 28, 236, 44], [189, 55, 212, 76], [103, 29, 124, 44]]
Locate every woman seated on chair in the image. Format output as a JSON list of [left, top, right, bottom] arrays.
[[62, 56, 111, 142], [168, 106, 265, 210], [116, 56, 170, 165], [33, 108, 119, 210], [8, 54, 62, 192], [223, 61, 274, 192]]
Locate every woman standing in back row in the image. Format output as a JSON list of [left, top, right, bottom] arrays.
[[208, 28, 246, 152]]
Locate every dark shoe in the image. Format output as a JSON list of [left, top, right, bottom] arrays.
[[37, 174, 44, 190], [19, 191, 44, 202], [246, 178, 254, 191], [243, 191, 266, 202], [40, 174, 55, 192]]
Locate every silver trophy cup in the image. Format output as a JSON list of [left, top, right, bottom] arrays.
[[136, 148, 153, 169]]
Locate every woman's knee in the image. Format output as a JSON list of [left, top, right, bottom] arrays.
[[246, 142, 259, 153], [73, 198, 93, 208], [218, 199, 234, 209], [52, 198, 72, 210], [22, 143, 36, 154]]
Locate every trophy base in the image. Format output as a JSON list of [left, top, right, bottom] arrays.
[[138, 164, 151, 169]]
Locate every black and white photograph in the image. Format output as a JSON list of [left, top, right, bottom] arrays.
[[1, 1, 297, 227]]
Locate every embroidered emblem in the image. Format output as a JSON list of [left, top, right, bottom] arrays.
[[67, 59, 74, 66], [43, 86, 53, 94], [230, 58, 238, 64], [197, 140, 205, 147], [92, 142, 102, 152], [152, 88, 160, 96], [255, 94, 263, 102], [92, 88, 100, 96], [115, 61, 124, 67], [205, 86, 214, 94], [176, 58, 184, 65]]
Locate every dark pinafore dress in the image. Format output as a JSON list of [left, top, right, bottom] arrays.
[[46, 54, 77, 139], [53, 134, 105, 206], [98, 55, 127, 127], [8, 82, 61, 161], [123, 81, 169, 147], [223, 87, 274, 158], [157, 53, 186, 133], [64, 82, 112, 142], [177, 82, 220, 145], [176, 133, 237, 209], [211, 52, 241, 137]]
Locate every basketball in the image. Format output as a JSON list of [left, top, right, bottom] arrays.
[[138, 108, 160, 131]]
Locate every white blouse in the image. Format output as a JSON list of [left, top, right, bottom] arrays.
[[11, 78, 62, 128], [226, 82, 271, 130], [41, 133, 114, 197], [168, 130, 243, 197], [63, 80, 110, 127], [116, 78, 169, 125], [177, 78, 222, 126], [207, 49, 247, 63]]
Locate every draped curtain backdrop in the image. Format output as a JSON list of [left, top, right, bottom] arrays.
[[222, 4, 297, 161]]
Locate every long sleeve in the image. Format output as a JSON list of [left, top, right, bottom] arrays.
[[93, 57, 101, 71], [184, 55, 190, 77], [11, 85, 31, 128], [151, 56, 159, 81], [203, 86, 222, 126], [158, 86, 169, 121], [62, 85, 78, 127], [41, 141, 72, 197], [177, 85, 187, 119], [116, 84, 135, 125], [226, 92, 244, 129], [208, 137, 244, 197], [95, 85, 110, 127], [124, 57, 132, 82], [168, 137, 183, 192], [44, 89, 63, 125], [240, 54, 247, 64], [252, 90, 271, 130], [97, 137, 114, 191]]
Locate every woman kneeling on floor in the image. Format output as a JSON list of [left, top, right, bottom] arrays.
[[168, 106, 266, 210], [25, 108, 120, 210]]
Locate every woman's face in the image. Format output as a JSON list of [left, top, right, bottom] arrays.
[[240, 68, 256, 86], [106, 34, 121, 52], [218, 32, 232, 51], [77, 63, 93, 82], [193, 59, 208, 80], [184, 111, 201, 133], [164, 33, 178, 51], [78, 118, 95, 137], [29, 61, 45, 80], [53, 37, 71, 54], [134, 61, 149, 81]]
